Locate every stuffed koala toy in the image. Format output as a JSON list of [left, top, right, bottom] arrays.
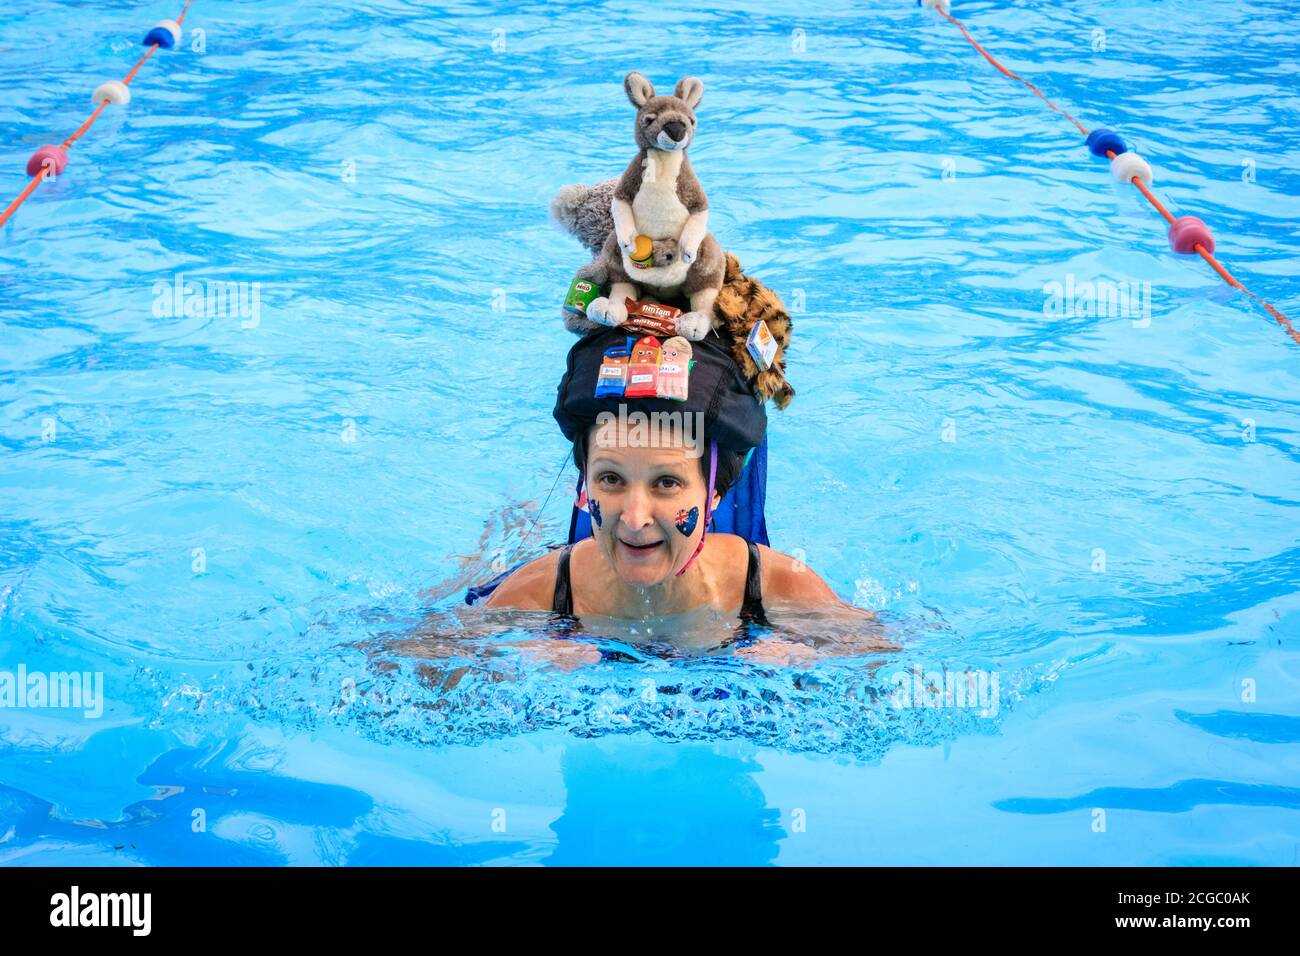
[[566, 232, 680, 294], [576, 72, 725, 343], [551, 179, 796, 409]]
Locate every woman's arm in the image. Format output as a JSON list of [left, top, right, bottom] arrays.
[[758, 545, 874, 616], [736, 546, 897, 663], [481, 551, 559, 610], [479, 551, 601, 668]]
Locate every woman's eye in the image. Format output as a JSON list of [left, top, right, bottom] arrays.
[[597, 473, 622, 486], [656, 477, 683, 489]]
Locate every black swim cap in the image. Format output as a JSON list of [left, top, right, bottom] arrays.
[[553, 326, 767, 454]]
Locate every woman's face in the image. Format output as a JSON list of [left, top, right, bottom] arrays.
[[585, 418, 719, 587]]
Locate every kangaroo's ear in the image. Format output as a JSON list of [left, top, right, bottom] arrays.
[[674, 77, 704, 109], [625, 72, 655, 107]]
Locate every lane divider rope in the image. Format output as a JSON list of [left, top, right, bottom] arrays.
[[0, 1, 194, 230], [918, 0, 1298, 347]]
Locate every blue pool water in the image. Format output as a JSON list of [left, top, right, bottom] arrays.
[[2, 0, 1298, 865]]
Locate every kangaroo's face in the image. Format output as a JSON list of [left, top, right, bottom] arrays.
[[625, 72, 704, 153]]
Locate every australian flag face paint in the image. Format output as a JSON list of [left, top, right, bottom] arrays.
[[674, 506, 698, 537], [590, 497, 602, 528]]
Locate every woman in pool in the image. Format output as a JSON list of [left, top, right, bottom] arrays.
[[483, 325, 888, 666]]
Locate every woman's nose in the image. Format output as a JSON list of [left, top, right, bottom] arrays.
[[619, 486, 655, 529]]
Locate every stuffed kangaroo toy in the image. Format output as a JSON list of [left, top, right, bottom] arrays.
[[552, 178, 796, 409], [584, 72, 725, 342]]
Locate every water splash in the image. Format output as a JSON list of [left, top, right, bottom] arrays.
[[132, 605, 1077, 760]]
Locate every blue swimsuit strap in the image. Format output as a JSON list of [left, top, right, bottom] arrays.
[[548, 539, 766, 625]]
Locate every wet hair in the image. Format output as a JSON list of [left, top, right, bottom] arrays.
[[573, 422, 747, 502]]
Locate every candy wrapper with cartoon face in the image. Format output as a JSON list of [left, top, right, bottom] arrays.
[[655, 336, 693, 402], [624, 336, 662, 399], [594, 342, 632, 397]]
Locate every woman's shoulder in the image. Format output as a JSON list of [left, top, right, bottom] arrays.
[[752, 542, 843, 605], [704, 534, 840, 605], [481, 546, 567, 610]]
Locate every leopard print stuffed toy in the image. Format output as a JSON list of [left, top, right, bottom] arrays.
[[714, 250, 795, 410]]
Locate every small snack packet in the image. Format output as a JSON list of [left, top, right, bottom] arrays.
[[656, 336, 693, 402], [564, 276, 601, 315], [746, 318, 778, 371], [594, 344, 631, 397], [623, 298, 682, 337], [624, 336, 663, 398]]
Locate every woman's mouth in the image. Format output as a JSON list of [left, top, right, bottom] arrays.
[[618, 537, 665, 556]]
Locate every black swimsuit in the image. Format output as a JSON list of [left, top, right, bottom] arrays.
[[551, 540, 769, 627]]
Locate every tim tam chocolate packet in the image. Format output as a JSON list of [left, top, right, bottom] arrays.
[[622, 298, 681, 338]]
